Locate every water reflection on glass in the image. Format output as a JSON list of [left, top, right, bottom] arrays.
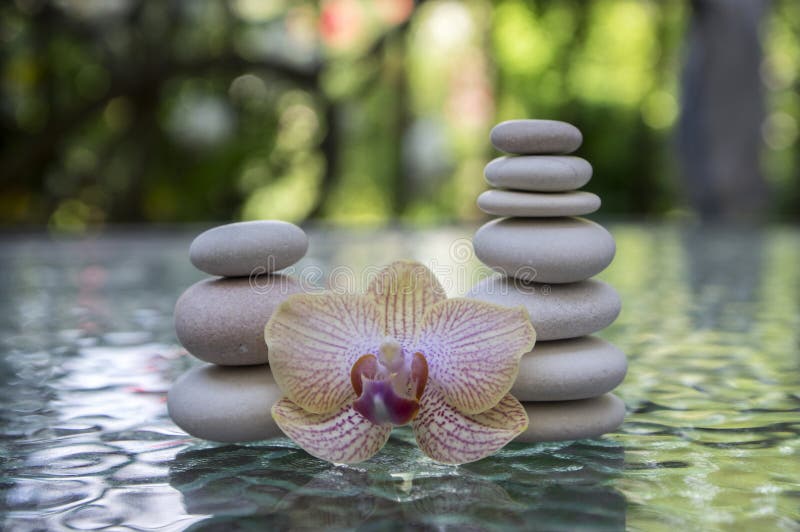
[[0, 225, 798, 529], [169, 437, 625, 530]]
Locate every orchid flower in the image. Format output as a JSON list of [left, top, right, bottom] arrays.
[[265, 261, 536, 465]]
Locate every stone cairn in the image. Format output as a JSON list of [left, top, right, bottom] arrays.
[[168, 221, 308, 443], [467, 119, 626, 442]]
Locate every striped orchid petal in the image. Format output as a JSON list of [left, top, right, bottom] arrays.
[[414, 298, 536, 414], [264, 261, 536, 465], [266, 293, 384, 414], [367, 260, 447, 347], [272, 397, 392, 464], [412, 386, 529, 465]]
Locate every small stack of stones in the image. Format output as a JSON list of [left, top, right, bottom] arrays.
[[168, 221, 308, 442], [468, 119, 626, 442]]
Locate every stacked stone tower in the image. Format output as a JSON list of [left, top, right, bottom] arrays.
[[168, 221, 308, 442], [468, 119, 626, 442]]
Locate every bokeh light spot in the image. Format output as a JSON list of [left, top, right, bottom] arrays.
[[166, 92, 234, 147], [231, 0, 285, 22], [762, 112, 798, 150], [103, 97, 132, 132], [228, 73, 268, 103], [641, 91, 678, 130]]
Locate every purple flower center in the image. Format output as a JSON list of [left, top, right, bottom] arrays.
[[350, 338, 429, 426]]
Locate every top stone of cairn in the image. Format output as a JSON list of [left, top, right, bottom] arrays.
[[490, 119, 582, 155], [189, 220, 308, 277]]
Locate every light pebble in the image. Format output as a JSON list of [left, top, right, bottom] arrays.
[[174, 275, 305, 365], [473, 217, 616, 284], [168, 364, 284, 443], [491, 120, 582, 155], [466, 274, 621, 341], [189, 220, 308, 277], [478, 190, 600, 217], [485, 156, 593, 192], [517, 394, 626, 443], [512, 336, 627, 401]]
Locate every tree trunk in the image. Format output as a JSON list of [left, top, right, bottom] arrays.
[[678, 0, 769, 221]]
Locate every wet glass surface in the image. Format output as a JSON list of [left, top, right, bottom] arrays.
[[1, 223, 798, 530]]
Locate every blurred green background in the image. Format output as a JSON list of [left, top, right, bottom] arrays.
[[1, 0, 798, 230]]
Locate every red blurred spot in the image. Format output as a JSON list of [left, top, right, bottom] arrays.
[[79, 265, 107, 290], [320, 0, 364, 49]]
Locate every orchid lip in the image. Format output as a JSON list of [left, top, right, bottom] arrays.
[[350, 339, 429, 426]]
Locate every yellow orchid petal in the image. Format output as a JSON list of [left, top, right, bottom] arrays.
[[415, 298, 536, 414], [412, 385, 529, 465], [266, 292, 384, 414], [272, 397, 392, 464], [366, 260, 447, 347]]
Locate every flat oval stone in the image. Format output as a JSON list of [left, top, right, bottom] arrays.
[[168, 364, 283, 442], [477, 190, 600, 217], [491, 120, 582, 155], [466, 275, 621, 341], [517, 394, 625, 442], [174, 275, 305, 365], [485, 156, 592, 192], [473, 217, 616, 283], [512, 336, 627, 401], [190, 221, 308, 277]]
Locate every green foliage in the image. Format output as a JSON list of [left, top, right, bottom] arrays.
[[0, 0, 796, 229]]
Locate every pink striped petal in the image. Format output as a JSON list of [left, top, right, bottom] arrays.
[[367, 261, 447, 347], [266, 293, 384, 414], [272, 397, 392, 464], [415, 298, 536, 414], [413, 386, 528, 464]]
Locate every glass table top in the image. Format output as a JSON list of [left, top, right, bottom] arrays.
[[1, 223, 798, 530]]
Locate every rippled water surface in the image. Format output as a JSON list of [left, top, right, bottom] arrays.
[[1, 224, 798, 530]]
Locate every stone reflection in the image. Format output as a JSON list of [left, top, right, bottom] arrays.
[[681, 224, 764, 331], [169, 433, 626, 530]]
